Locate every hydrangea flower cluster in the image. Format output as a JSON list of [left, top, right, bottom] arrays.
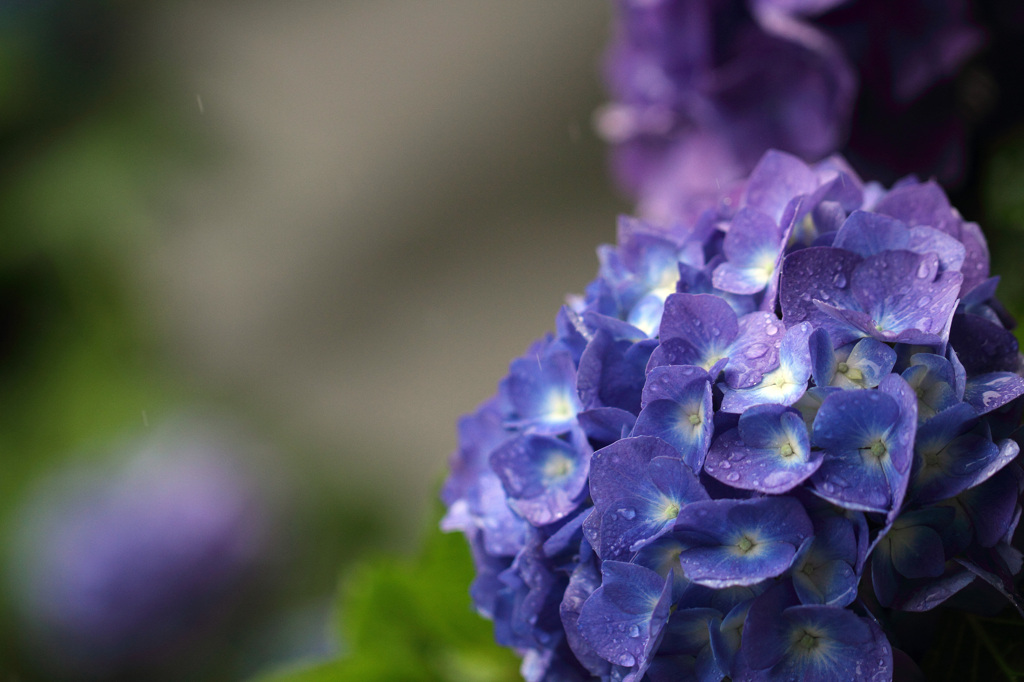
[[599, 0, 982, 221], [442, 150, 1024, 681]]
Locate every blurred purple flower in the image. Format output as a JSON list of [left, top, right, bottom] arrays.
[[9, 421, 269, 678], [599, 0, 983, 220]]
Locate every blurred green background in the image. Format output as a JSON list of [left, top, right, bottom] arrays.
[[0, 2, 627, 679], [1, 1, 1023, 681]]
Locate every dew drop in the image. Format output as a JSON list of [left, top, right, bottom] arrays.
[[916, 262, 930, 279], [766, 324, 780, 336], [719, 461, 732, 469], [619, 654, 636, 667], [619, 507, 636, 520], [629, 625, 640, 638], [745, 343, 769, 359], [727, 472, 740, 482], [728, 451, 747, 462], [832, 273, 847, 288]]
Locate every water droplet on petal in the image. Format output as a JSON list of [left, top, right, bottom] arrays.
[[727, 472, 740, 482], [832, 273, 847, 288], [629, 625, 640, 638], [619, 507, 636, 520], [745, 343, 769, 360], [917, 262, 930, 279]]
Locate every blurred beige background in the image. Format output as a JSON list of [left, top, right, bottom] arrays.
[[134, 1, 628, 528]]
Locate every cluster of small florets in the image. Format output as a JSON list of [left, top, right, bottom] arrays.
[[441, 150, 1024, 681]]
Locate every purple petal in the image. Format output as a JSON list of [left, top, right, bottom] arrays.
[[490, 432, 592, 526], [964, 372, 1024, 415], [849, 250, 962, 344], [578, 561, 674, 670], [674, 497, 813, 588], [779, 246, 864, 345]]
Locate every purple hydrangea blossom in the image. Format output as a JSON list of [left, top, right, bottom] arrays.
[[442, 149, 1024, 681], [600, 0, 984, 221]]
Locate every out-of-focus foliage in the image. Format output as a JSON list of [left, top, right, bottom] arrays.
[[259, 502, 521, 682]]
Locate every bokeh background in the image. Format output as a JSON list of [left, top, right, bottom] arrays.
[[0, 2, 629, 680], [3, 1, 1024, 680]]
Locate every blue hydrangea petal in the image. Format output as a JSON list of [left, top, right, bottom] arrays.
[[723, 311, 786, 389], [884, 564, 977, 612], [949, 312, 1020, 374], [705, 406, 820, 494], [633, 533, 692, 602], [964, 372, 1024, 415], [442, 402, 530, 556], [765, 607, 891, 681], [490, 431, 592, 526], [792, 516, 860, 607], [838, 338, 897, 389], [674, 497, 813, 588], [808, 328, 837, 387], [911, 404, 1019, 505], [657, 293, 739, 370], [559, 558, 612, 678], [742, 584, 892, 681], [708, 599, 751, 679], [713, 208, 784, 295], [590, 436, 708, 559], [577, 407, 637, 445], [901, 353, 960, 422], [877, 371, 919, 477], [640, 365, 711, 408], [809, 379, 915, 514], [907, 225, 967, 273], [955, 465, 1022, 548], [832, 210, 910, 257], [742, 150, 820, 226], [887, 522, 947, 581], [658, 606, 721, 658], [779, 246, 864, 346], [577, 330, 657, 414], [719, 323, 813, 412], [793, 386, 840, 430], [847, 250, 962, 344], [634, 369, 713, 471], [577, 561, 674, 671], [504, 341, 582, 434]]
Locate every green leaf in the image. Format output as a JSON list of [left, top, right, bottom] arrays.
[[256, 502, 521, 682]]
